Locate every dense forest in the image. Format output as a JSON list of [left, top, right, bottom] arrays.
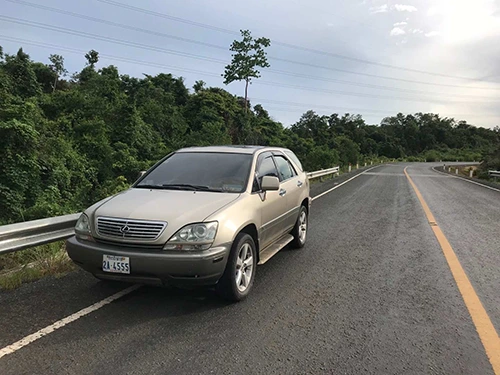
[[0, 47, 499, 225]]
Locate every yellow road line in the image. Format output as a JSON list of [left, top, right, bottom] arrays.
[[404, 167, 500, 374]]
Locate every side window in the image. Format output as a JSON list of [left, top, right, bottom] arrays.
[[253, 152, 279, 192], [273, 155, 297, 181], [284, 150, 303, 172]]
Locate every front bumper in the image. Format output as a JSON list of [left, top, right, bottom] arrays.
[[66, 236, 231, 287]]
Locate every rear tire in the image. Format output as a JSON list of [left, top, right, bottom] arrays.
[[290, 205, 308, 249], [216, 233, 257, 302]]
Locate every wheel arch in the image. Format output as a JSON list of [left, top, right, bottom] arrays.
[[237, 224, 260, 263], [301, 197, 310, 214]]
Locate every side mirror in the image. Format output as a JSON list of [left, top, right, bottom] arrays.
[[261, 176, 280, 191]]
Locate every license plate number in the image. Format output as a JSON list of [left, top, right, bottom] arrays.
[[102, 255, 130, 274]]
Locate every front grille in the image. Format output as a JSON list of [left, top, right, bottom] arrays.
[[96, 217, 166, 241]]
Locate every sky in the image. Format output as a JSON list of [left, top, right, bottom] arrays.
[[1, 0, 500, 129]]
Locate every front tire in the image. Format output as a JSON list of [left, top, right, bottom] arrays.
[[216, 233, 257, 302], [290, 205, 308, 249]]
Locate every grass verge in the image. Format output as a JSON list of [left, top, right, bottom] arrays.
[[0, 241, 75, 290]]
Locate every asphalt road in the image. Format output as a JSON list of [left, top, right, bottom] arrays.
[[0, 163, 498, 375]]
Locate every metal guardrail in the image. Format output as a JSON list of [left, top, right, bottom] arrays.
[[1, 165, 342, 255], [488, 170, 500, 178], [306, 166, 340, 179], [0, 213, 80, 255]]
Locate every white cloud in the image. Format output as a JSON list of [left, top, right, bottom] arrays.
[[390, 27, 406, 36], [424, 0, 500, 44], [425, 31, 440, 37], [394, 4, 418, 12], [395, 37, 409, 46], [411, 28, 424, 34], [370, 4, 388, 13], [371, 3, 418, 14], [394, 21, 408, 26], [427, 6, 440, 16]]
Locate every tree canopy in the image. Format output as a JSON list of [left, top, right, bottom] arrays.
[[0, 46, 498, 225]]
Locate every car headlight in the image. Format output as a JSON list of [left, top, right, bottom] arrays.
[[75, 213, 93, 241], [163, 222, 218, 251]]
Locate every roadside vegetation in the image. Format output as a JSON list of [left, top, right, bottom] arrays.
[[477, 147, 500, 180], [0, 241, 74, 290]]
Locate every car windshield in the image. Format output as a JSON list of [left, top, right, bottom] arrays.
[[135, 152, 253, 193]]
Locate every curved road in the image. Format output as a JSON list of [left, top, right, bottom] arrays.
[[0, 163, 498, 374]]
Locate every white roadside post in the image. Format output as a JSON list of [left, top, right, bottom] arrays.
[[469, 169, 473, 178], [348, 164, 352, 172], [356, 163, 359, 169], [456, 168, 459, 175], [364, 162, 367, 167]]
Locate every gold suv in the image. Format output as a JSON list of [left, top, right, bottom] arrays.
[[66, 146, 311, 301]]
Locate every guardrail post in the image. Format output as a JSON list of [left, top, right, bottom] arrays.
[[456, 168, 459, 175], [469, 169, 473, 178], [348, 164, 351, 172], [448, 167, 451, 172]]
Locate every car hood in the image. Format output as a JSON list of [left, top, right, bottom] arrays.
[[93, 188, 240, 232]]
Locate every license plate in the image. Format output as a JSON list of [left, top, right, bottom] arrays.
[[102, 255, 130, 274]]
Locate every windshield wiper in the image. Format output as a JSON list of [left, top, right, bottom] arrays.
[[136, 183, 222, 192], [135, 184, 165, 190], [161, 184, 223, 192]]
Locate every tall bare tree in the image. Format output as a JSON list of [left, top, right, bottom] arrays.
[[48, 54, 67, 93], [222, 30, 270, 112]]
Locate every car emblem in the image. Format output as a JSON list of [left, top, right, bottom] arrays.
[[120, 225, 131, 235]]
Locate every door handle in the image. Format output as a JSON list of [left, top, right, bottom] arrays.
[[279, 188, 287, 196], [297, 180, 303, 187]]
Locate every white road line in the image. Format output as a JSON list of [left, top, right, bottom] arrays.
[[431, 167, 500, 193], [312, 165, 381, 201], [363, 172, 449, 177], [0, 284, 141, 360]]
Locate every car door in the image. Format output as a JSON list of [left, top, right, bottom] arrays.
[[254, 152, 288, 249], [272, 152, 303, 232]]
